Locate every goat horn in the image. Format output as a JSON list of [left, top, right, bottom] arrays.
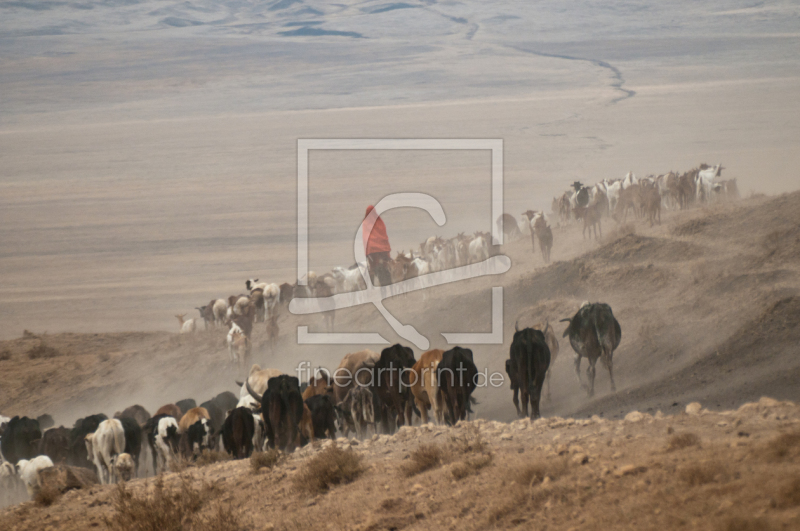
[[246, 378, 263, 402]]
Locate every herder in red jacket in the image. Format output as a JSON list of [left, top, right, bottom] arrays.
[[362, 205, 392, 286]]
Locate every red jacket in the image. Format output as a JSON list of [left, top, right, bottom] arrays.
[[362, 205, 391, 255]]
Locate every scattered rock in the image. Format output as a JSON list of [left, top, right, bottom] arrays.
[[685, 403, 702, 415], [625, 411, 644, 422], [500, 433, 512, 441], [614, 465, 648, 477], [572, 453, 589, 465], [38, 465, 98, 494]]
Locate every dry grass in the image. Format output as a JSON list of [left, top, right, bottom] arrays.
[[292, 446, 365, 495], [679, 460, 728, 486], [715, 516, 774, 531], [34, 483, 62, 507], [668, 432, 701, 451], [763, 431, 800, 462], [448, 425, 490, 455], [250, 449, 281, 474], [484, 490, 528, 526], [27, 341, 61, 359], [169, 455, 193, 473], [402, 428, 493, 479], [451, 454, 493, 480], [402, 444, 446, 478], [512, 456, 571, 486], [775, 476, 800, 508], [104, 475, 205, 531], [196, 450, 231, 468], [196, 503, 243, 531], [603, 222, 636, 244]]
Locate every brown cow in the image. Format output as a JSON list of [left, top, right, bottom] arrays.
[[302, 370, 332, 400], [178, 407, 211, 433], [155, 404, 181, 419], [331, 350, 380, 405], [409, 349, 444, 425]]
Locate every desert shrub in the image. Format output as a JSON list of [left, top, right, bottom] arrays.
[[0, 349, 11, 361], [98, 352, 110, 362], [104, 475, 204, 531], [196, 450, 231, 468], [451, 454, 493, 480], [485, 491, 528, 526], [512, 456, 570, 487], [169, 455, 193, 473], [715, 516, 773, 531], [22, 330, 37, 339], [34, 483, 62, 507], [250, 449, 281, 474], [679, 461, 727, 486], [402, 444, 445, 478], [196, 503, 243, 531], [776, 476, 800, 508], [293, 446, 364, 495], [668, 432, 700, 451], [764, 431, 800, 462], [27, 341, 60, 359], [449, 425, 489, 455]]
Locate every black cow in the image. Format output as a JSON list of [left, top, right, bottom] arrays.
[[561, 302, 621, 397], [508, 326, 551, 419], [36, 414, 55, 431], [68, 413, 108, 469], [373, 344, 416, 433], [175, 399, 197, 416], [211, 391, 238, 414], [221, 407, 255, 459], [114, 405, 151, 427], [39, 426, 70, 464], [437, 347, 478, 425], [305, 394, 337, 440], [180, 419, 213, 458], [142, 413, 176, 474], [199, 400, 225, 448], [247, 375, 303, 452], [118, 417, 142, 475], [1, 416, 42, 464]]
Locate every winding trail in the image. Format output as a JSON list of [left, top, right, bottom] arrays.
[[510, 45, 636, 104]]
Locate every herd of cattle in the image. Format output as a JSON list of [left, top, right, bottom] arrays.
[[1, 165, 736, 501], [551, 164, 738, 240], [172, 164, 731, 374], [0, 301, 621, 502]]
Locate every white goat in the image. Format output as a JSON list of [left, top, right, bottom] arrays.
[[212, 299, 228, 327], [227, 322, 245, 364], [175, 314, 196, 334], [16, 455, 54, 497], [332, 265, 366, 293]]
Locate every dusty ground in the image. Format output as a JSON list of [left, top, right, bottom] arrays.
[[3, 397, 800, 530]]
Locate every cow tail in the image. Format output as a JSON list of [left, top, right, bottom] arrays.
[[527, 339, 536, 402], [594, 313, 610, 368]]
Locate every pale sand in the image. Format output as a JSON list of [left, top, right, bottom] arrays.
[[1, 0, 799, 339]]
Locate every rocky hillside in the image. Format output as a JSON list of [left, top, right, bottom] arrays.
[[3, 397, 800, 530]]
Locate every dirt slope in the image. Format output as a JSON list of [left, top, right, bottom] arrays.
[[3, 398, 800, 530]]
